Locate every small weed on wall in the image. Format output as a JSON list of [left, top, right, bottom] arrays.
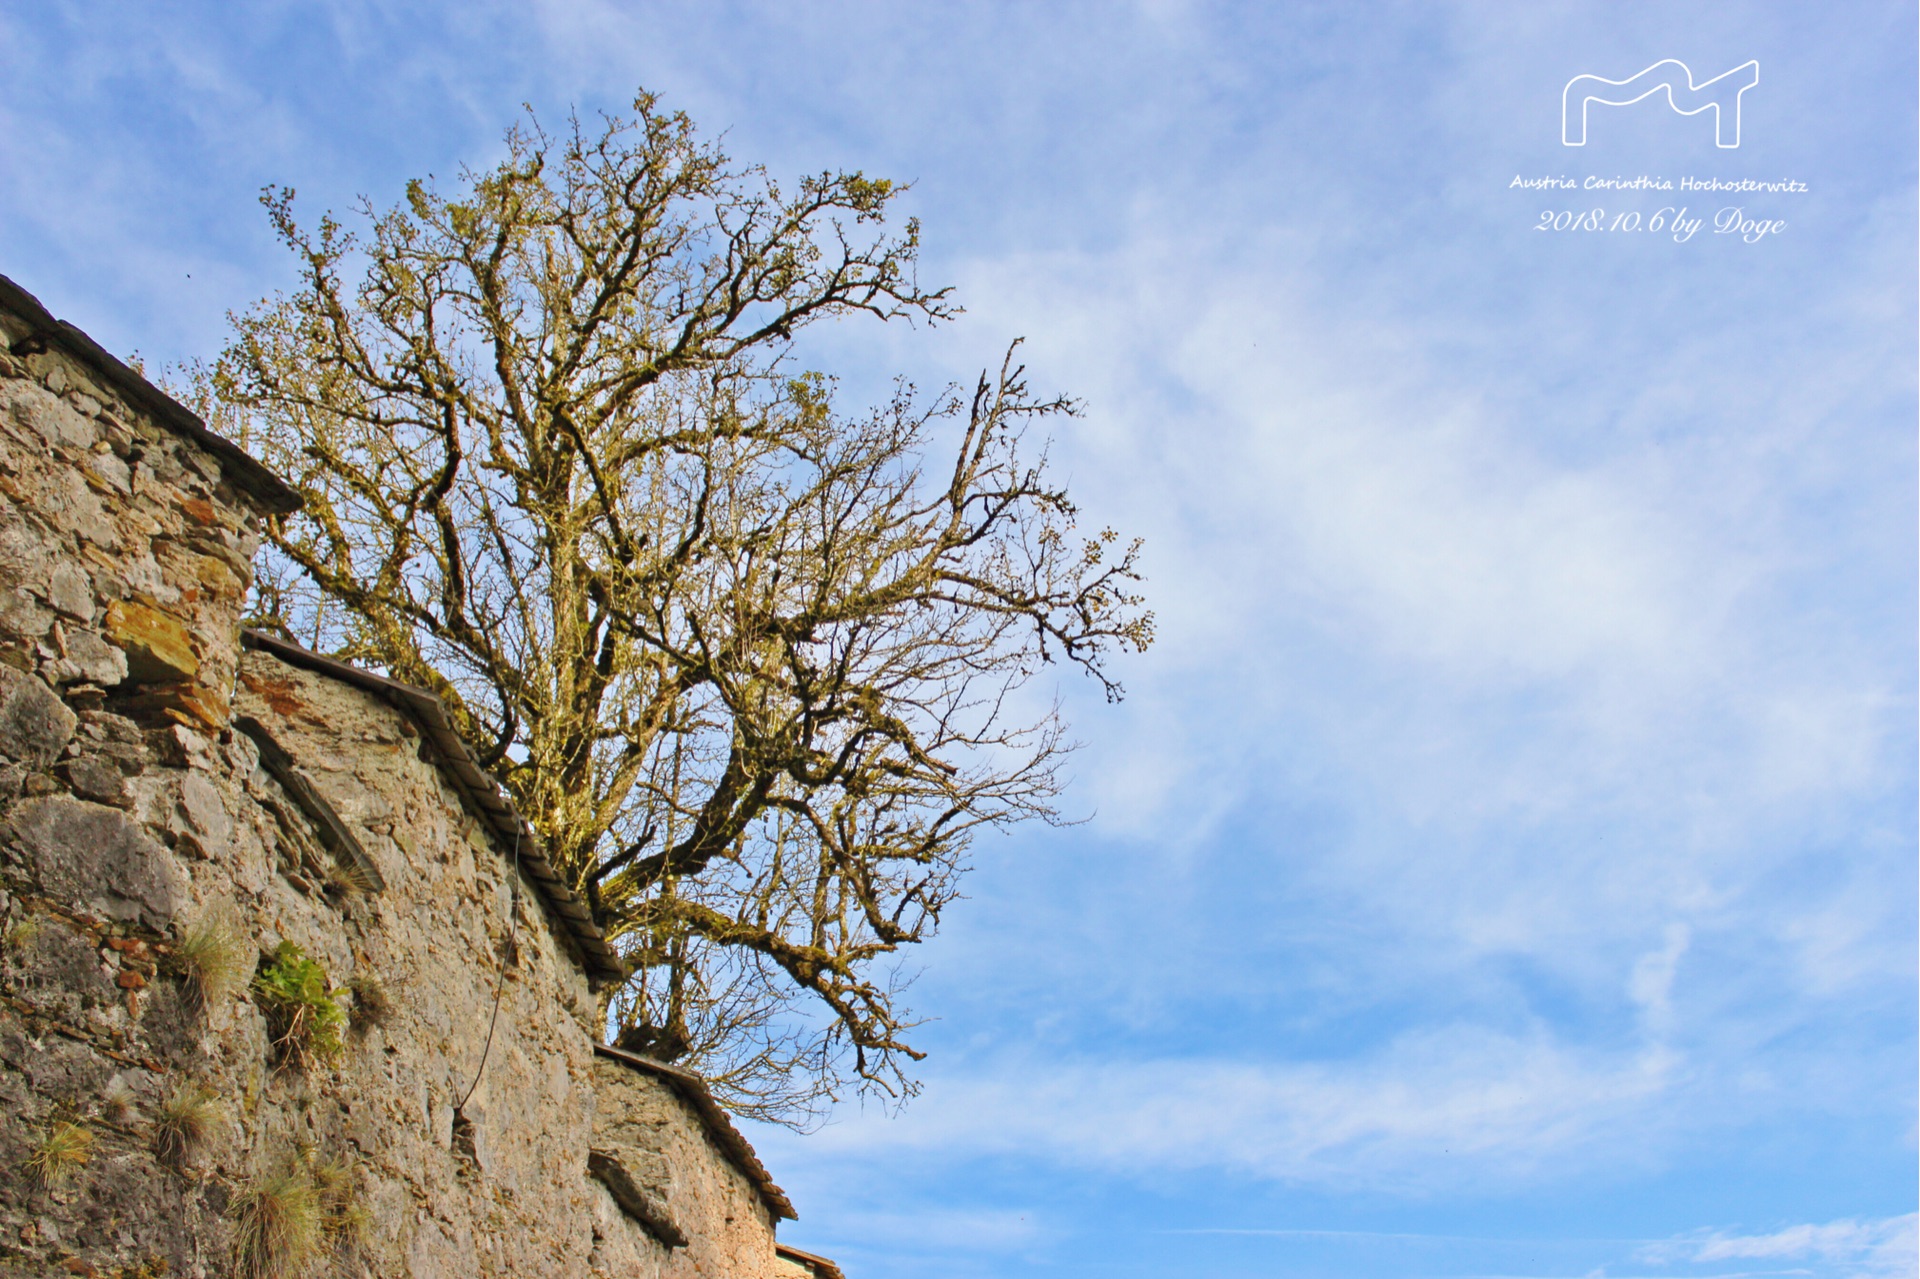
[[231, 1148, 368, 1279], [252, 942, 347, 1071], [174, 909, 249, 1009], [24, 1120, 92, 1190], [154, 1079, 224, 1168]]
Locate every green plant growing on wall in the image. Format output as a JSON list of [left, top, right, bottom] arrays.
[[252, 942, 347, 1070], [24, 1120, 92, 1189], [175, 909, 249, 1008], [232, 1166, 321, 1279], [2, 913, 42, 953]]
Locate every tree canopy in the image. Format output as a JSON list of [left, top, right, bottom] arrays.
[[214, 91, 1152, 1125]]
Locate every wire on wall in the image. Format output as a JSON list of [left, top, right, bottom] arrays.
[[457, 819, 522, 1112]]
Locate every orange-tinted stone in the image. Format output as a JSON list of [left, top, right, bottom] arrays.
[[103, 600, 198, 683]]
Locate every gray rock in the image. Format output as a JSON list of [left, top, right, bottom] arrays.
[[7, 913, 116, 1014], [77, 709, 144, 744], [45, 563, 93, 621], [95, 414, 133, 457], [76, 710, 148, 776], [57, 755, 128, 807], [41, 622, 125, 683], [86, 450, 132, 495], [0, 586, 52, 641], [10, 386, 83, 449], [0, 665, 75, 767], [5, 794, 182, 927], [176, 772, 230, 845], [142, 441, 185, 485], [57, 629, 125, 686]]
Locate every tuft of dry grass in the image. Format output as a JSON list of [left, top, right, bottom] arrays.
[[2, 913, 42, 953], [331, 1199, 373, 1255], [154, 1079, 223, 1167], [100, 1077, 140, 1125], [176, 910, 248, 1008], [231, 1166, 321, 1279], [24, 1120, 92, 1189], [347, 973, 391, 1029], [322, 857, 378, 898], [310, 1153, 369, 1253]]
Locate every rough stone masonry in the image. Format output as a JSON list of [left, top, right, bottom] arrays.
[[0, 275, 841, 1279]]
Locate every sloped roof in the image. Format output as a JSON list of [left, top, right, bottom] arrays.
[[594, 1043, 797, 1222], [241, 628, 626, 985], [776, 1242, 847, 1279], [0, 274, 301, 515]]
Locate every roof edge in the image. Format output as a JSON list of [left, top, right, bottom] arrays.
[[239, 629, 626, 984], [776, 1242, 847, 1279], [594, 1043, 797, 1223], [0, 273, 302, 515]]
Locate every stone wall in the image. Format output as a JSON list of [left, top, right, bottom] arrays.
[[0, 279, 824, 1279], [0, 286, 291, 1275], [225, 644, 605, 1276], [588, 1048, 797, 1278]]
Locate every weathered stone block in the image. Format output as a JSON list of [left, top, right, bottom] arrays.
[[10, 384, 95, 451], [57, 755, 129, 807], [103, 599, 197, 683], [95, 413, 133, 456], [5, 913, 116, 1014], [3, 1014, 112, 1097], [589, 1147, 688, 1247], [45, 562, 93, 621], [0, 586, 53, 642], [176, 771, 231, 846], [75, 710, 147, 776], [0, 664, 75, 766], [44, 627, 126, 687], [5, 794, 182, 927]]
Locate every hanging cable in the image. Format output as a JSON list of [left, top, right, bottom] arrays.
[[457, 816, 521, 1111]]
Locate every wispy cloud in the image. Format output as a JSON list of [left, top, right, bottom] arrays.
[[794, 1028, 1680, 1190], [816, 1205, 1047, 1253], [934, 225, 1912, 1001], [1644, 1214, 1918, 1279]]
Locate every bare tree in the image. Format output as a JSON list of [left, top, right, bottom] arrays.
[[214, 92, 1151, 1124]]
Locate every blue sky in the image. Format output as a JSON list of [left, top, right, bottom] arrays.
[[3, 3, 1913, 1277]]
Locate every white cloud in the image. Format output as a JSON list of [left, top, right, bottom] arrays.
[[838, 207, 1915, 1188], [1628, 922, 1691, 1033], [936, 225, 1909, 969], [1644, 1214, 1918, 1279], [798, 1029, 1681, 1190], [813, 1205, 1046, 1253]]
